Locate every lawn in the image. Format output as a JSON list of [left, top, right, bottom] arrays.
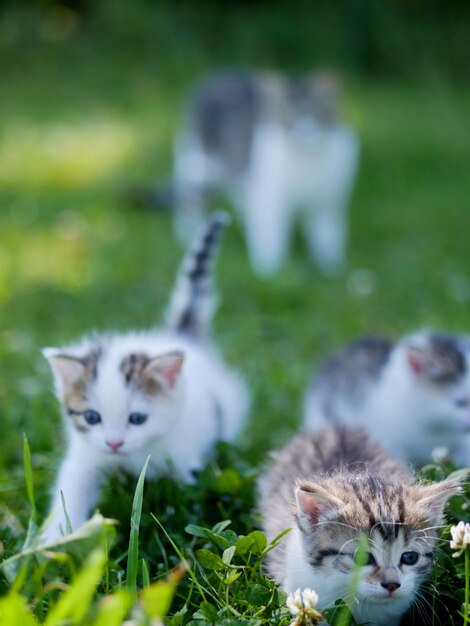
[[1, 4, 470, 624]]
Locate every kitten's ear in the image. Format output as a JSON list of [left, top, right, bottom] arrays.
[[143, 351, 185, 391], [406, 347, 443, 380], [406, 346, 437, 378], [295, 483, 344, 528], [42, 348, 87, 392], [417, 479, 462, 519]]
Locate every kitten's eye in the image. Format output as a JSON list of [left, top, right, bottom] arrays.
[[455, 398, 469, 408], [129, 412, 148, 425], [353, 551, 376, 566], [400, 551, 419, 565], [83, 409, 101, 425]]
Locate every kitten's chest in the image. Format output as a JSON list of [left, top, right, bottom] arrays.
[[281, 127, 354, 199], [121, 443, 169, 478], [364, 386, 457, 461]]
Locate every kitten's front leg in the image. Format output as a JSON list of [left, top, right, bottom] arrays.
[[303, 202, 347, 275], [242, 125, 290, 277], [42, 445, 104, 543]]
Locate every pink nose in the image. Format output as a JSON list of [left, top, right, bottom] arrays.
[[106, 440, 124, 452], [381, 581, 401, 593]]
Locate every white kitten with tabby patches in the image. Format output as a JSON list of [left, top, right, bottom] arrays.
[[172, 71, 359, 277], [260, 426, 460, 626], [42, 214, 249, 542], [304, 331, 470, 464]]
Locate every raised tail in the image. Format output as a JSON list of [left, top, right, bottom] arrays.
[[165, 212, 230, 339]]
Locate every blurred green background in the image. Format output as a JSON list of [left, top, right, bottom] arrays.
[[1, 0, 470, 526]]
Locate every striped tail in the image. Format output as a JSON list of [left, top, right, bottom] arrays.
[[165, 212, 230, 339]]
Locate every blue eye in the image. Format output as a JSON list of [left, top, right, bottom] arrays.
[[400, 551, 419, 565], [83, 410, 101, 425], [455, 398, 469, 408], [129, 412, 148, 425]]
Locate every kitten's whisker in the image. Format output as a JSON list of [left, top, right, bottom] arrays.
[[416, 523, 445, 533]]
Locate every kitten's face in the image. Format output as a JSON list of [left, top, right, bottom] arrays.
[[314, 525, 431, 611], [295, 475, 460, 614], [44, 346, 185, 455], [406, 334, 470, 429]]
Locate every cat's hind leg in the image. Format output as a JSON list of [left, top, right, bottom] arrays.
[[303, 128, 359, 274]]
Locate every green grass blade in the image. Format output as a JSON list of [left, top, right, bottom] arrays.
[[44, 548, 106, 626], [151, 513, 208, 603], [126, 455, 150, 595], [92, 589, 133, 626], [60, 490, 73, 535], [22, 434, 38, 554], [23, 434, 36, 523], [142, 558, 150, 587], [0, 593, 37, 626]]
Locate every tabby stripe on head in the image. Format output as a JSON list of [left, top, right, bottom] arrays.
[[84, 347, 102, 380], [429, 334, 467, 383], [376, 521, 397, 541], [351, 480, 377, 528], [124, 353, 138, 385], [120, 353, 149, 388]]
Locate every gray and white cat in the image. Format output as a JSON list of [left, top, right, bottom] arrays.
[[172, 71, 359, 277], [41, 214, 249, 542], [259, 425, 460, 626], [304, 331, 470, 465]]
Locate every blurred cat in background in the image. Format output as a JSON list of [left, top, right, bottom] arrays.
[[42, 213, 249, 542], [171, 71, 359, 277], [259, 425, 460, 626], [303, 331, 470, 465]]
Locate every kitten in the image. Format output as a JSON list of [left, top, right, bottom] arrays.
[[259, 426, 460, 626], [303, 331, 470, 465], [172, 71, 359, 277], [41, 213, 249, 542]]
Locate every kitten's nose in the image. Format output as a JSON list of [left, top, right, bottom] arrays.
[[106, 440, 124, 452], [381, 581, 401, 593]]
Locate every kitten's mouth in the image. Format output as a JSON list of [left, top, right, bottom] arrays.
[[367, 593, 400, 604]]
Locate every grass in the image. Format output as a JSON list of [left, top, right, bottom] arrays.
[[1, 4, 470, 624]]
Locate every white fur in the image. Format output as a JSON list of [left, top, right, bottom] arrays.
[[173, 116, 359, 277], [42, 330, 249, 542], [304, 333, 470, 464]]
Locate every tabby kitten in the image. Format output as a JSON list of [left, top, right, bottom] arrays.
[[172, 71, 359, 277], [304, 331, 470, 465], [259, 426, 460, 626], [42, 214, 249, 542]]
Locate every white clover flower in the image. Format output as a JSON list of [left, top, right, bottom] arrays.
[[302, 588, 319, 610], [286, 587, 323, 625], [286, 588, 304, 615], [450, 521, 470, 557], [431, 446, 450, 464]]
